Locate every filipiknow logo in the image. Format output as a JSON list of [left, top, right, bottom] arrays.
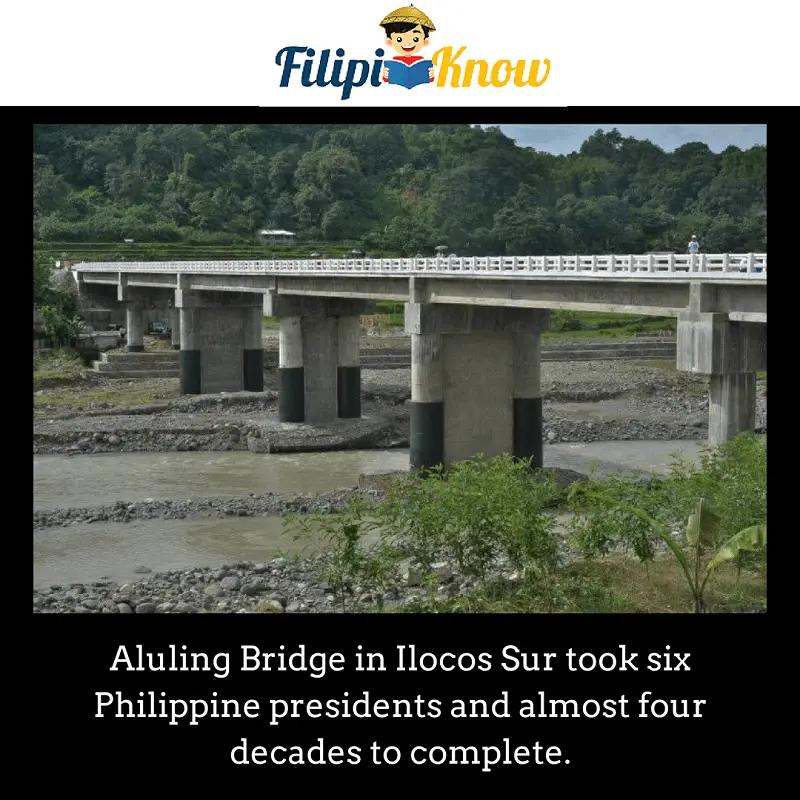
[[275, 4, 551, 100]]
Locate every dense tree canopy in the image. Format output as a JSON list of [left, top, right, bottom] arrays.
[[33, 124, 767, 255]]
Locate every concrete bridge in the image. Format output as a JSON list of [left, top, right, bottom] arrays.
[[71, 254, 767, 470]]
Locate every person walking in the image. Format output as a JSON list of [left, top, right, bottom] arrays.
[[688, 234, 700, 255]]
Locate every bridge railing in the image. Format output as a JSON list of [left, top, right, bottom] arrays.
[[72, 253, 767, 278]]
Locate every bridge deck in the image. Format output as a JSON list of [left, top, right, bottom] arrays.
[[72, 253, 766, 280]]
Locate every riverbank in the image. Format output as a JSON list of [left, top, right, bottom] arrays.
[[33, 438, 766, 614], [33, 534, 766, 615], [33, 464, 591, 530], [33, 360, 768, 455]]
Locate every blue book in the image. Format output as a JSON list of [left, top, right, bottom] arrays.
[[384, 59, 433, 89]]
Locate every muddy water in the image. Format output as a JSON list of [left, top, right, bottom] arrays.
[[33, 441, 705, 589], [33, 515, 328, 590], [33, 449, 411, 511]]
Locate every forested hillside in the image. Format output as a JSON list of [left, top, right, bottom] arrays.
[[33, 124, 766, 255]]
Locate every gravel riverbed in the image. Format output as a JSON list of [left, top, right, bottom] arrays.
[[33, 361, 767, 455], [33, 515, 724, 615], [33, 358, 767, 613], [32, 553, 540, 614]]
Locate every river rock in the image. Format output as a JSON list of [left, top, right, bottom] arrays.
[[431, 562, 453, 583], [400, 559, 423, 587]]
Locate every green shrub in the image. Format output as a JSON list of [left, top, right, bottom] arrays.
[[379, 454, 562, 587], [551, 310, 581, 331], [567, 434, 766, 571]]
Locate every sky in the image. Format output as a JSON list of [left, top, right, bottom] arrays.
[[483, 125, 767, 155]]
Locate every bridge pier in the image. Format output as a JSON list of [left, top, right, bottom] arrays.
[[175, 284, 263, 395], [406, 297, 550, 471], [267, 293, 374, 423], [117, 279, 147, 353], [125, 302, 144, 353], [677, 287, 766, 446]]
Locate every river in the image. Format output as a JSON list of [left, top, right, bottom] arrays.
[[33, 440, 705, 589]]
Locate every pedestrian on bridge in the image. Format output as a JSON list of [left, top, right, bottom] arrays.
[[688, 235, 700, 255]]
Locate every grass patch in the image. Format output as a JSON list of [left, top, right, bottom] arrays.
[[33, 349, 89, 387], [544, 317, 676, 341], [35, 385, 180, 410], [33, 368, 77, 382], [145, 337, 173, 351], [262, 316, 281, 330], [406, 556, 765, 614]]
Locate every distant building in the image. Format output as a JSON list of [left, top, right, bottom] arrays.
[[258, 229, 296, 244]]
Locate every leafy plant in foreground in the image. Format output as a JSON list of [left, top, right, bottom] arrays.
[[282, 496, 401, 612], [578, 494, 765, 613]]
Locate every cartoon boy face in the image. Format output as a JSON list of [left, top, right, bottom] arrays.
[[386, 25, 430, 56]]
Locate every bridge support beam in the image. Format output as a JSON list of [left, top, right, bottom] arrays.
[[175, 284, 264, 396], [406, 298, 550, 471], [266, 293, 374, 424], [677, 289, 766, 447]]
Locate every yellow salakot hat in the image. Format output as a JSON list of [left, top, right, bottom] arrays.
[[380, 5, 436, 30]]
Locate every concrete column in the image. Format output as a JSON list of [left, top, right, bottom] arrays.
[[174, 288, 263, 396], [709, 373, 757, 447], [337, 316, 361, 419], [407, 303, 550, 470], [304, 317, 338, 423], [170, 310, 180, 350], [410, 333, 444, 471], [126, 303, 144, 352], [179, 307, 201, 395], [677, 310, 765, 446], [513, 333, 543, 468], [278, 316, 304, 422], [243, 306, 264, 393], [267, 294, 374, 425]]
